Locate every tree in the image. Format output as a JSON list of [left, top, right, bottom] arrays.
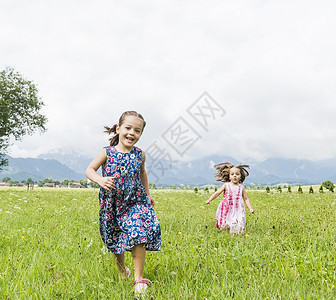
[[266, 186, 270, 193], [298, 185, 303, 194], [288, 186, 292, 193], [322, 180, 334, 190], [149, 183, 156, 189], [330, 185, 334, 193], [277, 186, 282, 193], [43, 178, 53, 184], [194, 187, 198, 194], [2, 176, 11, 182], [0, 67, 47, 170], [27, 177, 34, 190], [319, 185, 324, 193], [89, 181, 100, 189], [309, 186, 314, 194], [79, 179, 88, 188], [62, 179, 69, 187]]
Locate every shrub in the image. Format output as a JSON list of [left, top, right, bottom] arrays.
[[322, 180, 333, 190], [298, 185, 303, 194]]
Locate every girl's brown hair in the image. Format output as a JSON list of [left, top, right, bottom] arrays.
[[213, 162, 249, 183], [104, 111, 146, 146]]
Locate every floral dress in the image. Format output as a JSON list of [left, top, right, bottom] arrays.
[[99, 146, 161, 254], [216, 182, 246, 234]]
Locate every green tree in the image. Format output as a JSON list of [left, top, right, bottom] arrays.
[[43, 178, 53, 184], [2, 176, 11, 182], [298, 185, 303, 194], [194, 187, 198, 194], [204, 187, 209, 194], [0, 67, 47, 169], [79, 179, 87, 188], [266, 186, 270, 193], [89, 181, 100, 189], [309, 186, 314, 194], [62, 179, 69, 187], [277, 186, 282, 193], [322, 180, 334, 190], [330, 185, 334, 193], [27, 177, 34, 190], [319, 185, 324, 193], [288, 186, 292, 193]]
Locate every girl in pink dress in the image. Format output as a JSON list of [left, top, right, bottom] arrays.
[[206, 162, 254, 234]]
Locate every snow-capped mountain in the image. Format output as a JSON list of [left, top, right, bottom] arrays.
[[1, 149, 336, 186]]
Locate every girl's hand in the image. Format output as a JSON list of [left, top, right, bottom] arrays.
[[148, 195, 155, 206], [250, 208, 255, 214], [206, 199, 212, 204], [98, 175, 118, 191]]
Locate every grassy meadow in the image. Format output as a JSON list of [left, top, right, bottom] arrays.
[[0, 187, 335, 299]]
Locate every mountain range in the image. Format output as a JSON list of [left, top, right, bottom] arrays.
[[1, 149, 335, 186]]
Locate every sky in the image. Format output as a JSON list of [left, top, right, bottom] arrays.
[[1, 0, 336, 163]]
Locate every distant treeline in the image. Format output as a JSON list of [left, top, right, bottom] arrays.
[[1, 177, 334, 192]]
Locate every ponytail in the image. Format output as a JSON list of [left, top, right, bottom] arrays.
[[104, 124, 119, 146]]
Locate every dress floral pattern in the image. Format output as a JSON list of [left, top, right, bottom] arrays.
[[99, 146, 161, 254], [216, 182, 246, 234]]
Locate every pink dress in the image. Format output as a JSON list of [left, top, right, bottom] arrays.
[[216, 182, 246, 234]]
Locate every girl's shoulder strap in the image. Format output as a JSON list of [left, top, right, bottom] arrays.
[[224, 182, 230, 190], [104, 145, 116, 156], [133, 146, 143, 158], [134, 146, 142, 153]]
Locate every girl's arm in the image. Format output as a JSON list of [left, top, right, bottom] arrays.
[[206, 184, 226, 204], [140, 151, 155, 206], [85, 149, 116, 191], [242, 188, 254, 213]]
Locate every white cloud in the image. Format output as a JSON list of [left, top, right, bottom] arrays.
[[1, 0, 336, 161]]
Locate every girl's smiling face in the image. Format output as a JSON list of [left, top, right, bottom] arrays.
[[229, 167, 241, 185], [116, 116, 144, 151]]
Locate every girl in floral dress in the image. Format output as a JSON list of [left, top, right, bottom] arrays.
[[206, 162, 254, 234], [86, 111, 161, 294]]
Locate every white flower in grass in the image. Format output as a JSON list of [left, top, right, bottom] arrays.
[[87, 239, 93, 248]]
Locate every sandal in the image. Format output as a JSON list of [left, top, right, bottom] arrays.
[[133, 279, 149, 294], [125, 267, 131, 278], [119, 267, 131, 280]]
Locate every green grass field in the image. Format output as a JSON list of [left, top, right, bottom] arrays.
[[0, 188, 335, 299]]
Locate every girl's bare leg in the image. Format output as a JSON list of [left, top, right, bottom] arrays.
[[113, 253, 128, 278], [132, 244, 146, 281]]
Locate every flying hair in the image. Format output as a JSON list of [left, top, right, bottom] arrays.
[[213, 162, 250, 183], [104, 111, 146, 146]]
